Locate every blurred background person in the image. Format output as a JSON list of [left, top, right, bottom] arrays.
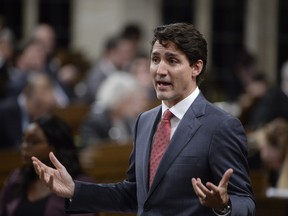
[[245, 60, 288, 130], [82, 35, 136, 104], [226, 49, 260, 102], [237, 73, 270, 129], [32, 23, 59, 78], [32, 23, 92, 106], [0, 15, 14, 43], [248, 118, 288, 188], [0, 73, 57, 149], [128, 52, 156, 102], [79, 72, 149, 146], [0, 23, 14, 99], [32, 23, 71, 107], [4, 39, 47, 98], [0, 115, 95, 216]]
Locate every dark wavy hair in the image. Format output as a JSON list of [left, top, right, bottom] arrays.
[[151, 23, 208, 85], [35, 115, 82, 177]]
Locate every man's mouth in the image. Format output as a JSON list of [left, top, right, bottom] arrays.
[[156, 81, 172, 87]]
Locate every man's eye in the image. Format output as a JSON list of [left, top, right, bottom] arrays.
[[169, 59, 178, 64], [151, 57, 159, 63]]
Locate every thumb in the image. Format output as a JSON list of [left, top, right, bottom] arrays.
[[219, 168, 233, 187]]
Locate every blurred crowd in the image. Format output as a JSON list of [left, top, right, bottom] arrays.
[[0, 17, 154, 216], [1, 14, 288, 197], [0, 16, 156, 150]]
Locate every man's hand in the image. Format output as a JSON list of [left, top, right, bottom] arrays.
[[32, 152, 75, 198], [191, 168, 233, 211]]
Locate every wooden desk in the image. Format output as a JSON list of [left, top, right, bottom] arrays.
[[79, 143, 136, 216], [256, 197, 288, 216], [79, 143, 133, 183]]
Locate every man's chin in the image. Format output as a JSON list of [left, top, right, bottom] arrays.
[[156, 93, 170, 101]]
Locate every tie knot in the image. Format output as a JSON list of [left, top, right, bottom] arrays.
[[162, 110, 173, 120]]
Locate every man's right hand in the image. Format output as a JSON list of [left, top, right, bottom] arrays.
[[32, 152, 75, 198]]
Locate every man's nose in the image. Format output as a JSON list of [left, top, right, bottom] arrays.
[[156, 60, 168, 75]]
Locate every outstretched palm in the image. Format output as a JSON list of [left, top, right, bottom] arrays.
[[32, 152, 75, 198]]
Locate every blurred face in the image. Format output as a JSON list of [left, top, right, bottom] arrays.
[[130, 57, 152, 89], [20, 123, 54, 167], [25, 75, 57, 120], [150, 40, 202, 107], [34, 25, 56, 55], [259, 138, 284, 171], [20, 43, 47, 72], [111, 39, 135, 70]]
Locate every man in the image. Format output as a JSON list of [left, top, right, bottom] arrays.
[[32, 23, 255, 215], [83, 35, 136, 103], [0, 73, 57, 148]]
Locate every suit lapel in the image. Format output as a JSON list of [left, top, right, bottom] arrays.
[[147, 94, 207, 196]]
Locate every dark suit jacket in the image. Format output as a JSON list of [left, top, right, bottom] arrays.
[[66, 93, 255, 215], [0, 97, 23, 149]]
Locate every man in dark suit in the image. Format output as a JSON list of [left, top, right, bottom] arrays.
[[0, 73, 57, 149], [32, 23, 255, 215]]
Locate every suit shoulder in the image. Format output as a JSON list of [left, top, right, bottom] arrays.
[[139, 105, 160, 118], [205, 100, 242, 124]]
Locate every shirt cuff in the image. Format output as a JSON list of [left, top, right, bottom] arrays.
[[213, 208, 231, 216]]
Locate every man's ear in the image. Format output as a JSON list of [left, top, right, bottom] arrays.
[[191, 60, 204, 77]]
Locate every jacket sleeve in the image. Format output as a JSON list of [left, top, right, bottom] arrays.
[[65, 148, 138, 214], [209, 117, 256, 216]]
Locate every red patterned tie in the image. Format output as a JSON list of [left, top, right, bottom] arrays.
[[149, 109, 173, 187]]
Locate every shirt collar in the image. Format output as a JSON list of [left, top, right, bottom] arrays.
[[161, 87, 200, 120]]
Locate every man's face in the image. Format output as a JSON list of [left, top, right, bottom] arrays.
[[150, 40, 198, 107]]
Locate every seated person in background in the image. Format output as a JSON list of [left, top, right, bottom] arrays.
[[83, 35, 136, 104], [0, 115, 95, 216], [245, 61, 288, 130], [4, 39, 47, 98], [237, 73, 269, 128], [248, 118, 288, 188], [80, 72, 149, 146], [128, 52, 157, 101], [0, 73, 57, 149]]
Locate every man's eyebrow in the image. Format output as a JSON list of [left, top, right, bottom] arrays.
[[151, 51, 160, 56], [165, 52, 179, 58]]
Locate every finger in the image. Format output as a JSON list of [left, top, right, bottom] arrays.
[[49, 152, 64, 170], [32, 157, 50, 175], [192, 178, 206, 199], [32, 156, 46, 172], [195, 178, 213, 195], [32, 161, 41, 176], [31, 156, 40, 163], [219, 168, 233, 187], [206, 182, 219, 193]]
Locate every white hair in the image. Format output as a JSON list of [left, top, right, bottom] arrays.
[[281, 61, 288, 96], [96, 72, 141, 110], [281, 61, 288, 81]]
